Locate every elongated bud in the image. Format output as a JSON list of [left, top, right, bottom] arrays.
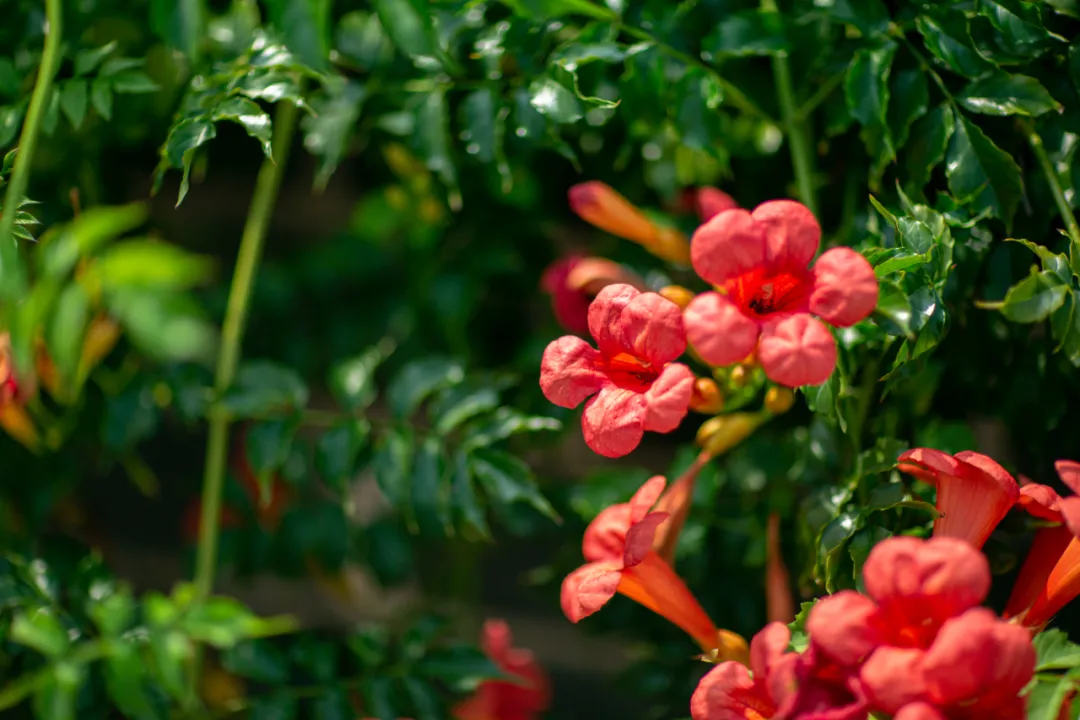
[[766, 513, 795, 624], [765, 386, 796, 415], [565, 257, 646, 295], [568, 182, 690, 264], [689, 377, 724, 414], [81, 316, 121, 370], [0, 404, 40, 452], [659, 285, 695, 309], [696, 412, 764, 457], [35, 340, 60, 400]]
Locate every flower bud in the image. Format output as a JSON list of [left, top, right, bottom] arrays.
[[700, 629, 750, 666], [568, 182, 690, 264], [689, 377, 724, 414], [765, 386, 796, 415], [696, 412, 764, 457], [729, 365, 749, 387], [659, 285, 695, 309]]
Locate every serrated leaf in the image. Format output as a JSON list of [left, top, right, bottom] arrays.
[[905, 104, 954, 192], [958, 73, 1061, 116], [266, 0, 331, 71], [413, 436, 451, 535], [386, 357, 464, 419], [212, 96, 273, 158], [470, 448, 558, 523], [157, 117, 217, 205], [916, 15, 991, 78], [999, 270, 1069, 323], [303, 81, 366, 190], [945, 114, 1023, 225], [1034, 629, 1080, 671], [528, 77, 582, 124]]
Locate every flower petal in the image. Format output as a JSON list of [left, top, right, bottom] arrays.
[[1017, 483, 1064, 522], [690, 209, 767, 285], [923, 608, 1035, 709], [691, 662, 774, 720], [695, 188, 740, 222], [863, 536, 990, 639], [758, 315, 837, 387], [643, 362, 694, 433], [581, 386, 646, 458], [1004, 524, 1074, 623], [806, 591, 883, 668], [752, 200, 821, 273], [750, 622, 791, 681], [629, 475, 667, 522], [560, 560, 623, 623], [809, 247, 878, 327], [859, 647, 930, 715], [582, 503, 633, 563], [684, 292, 760, 367], [1057, 460, 1080, 497], [539, 335, 606, 407], [624, 511, 670, 567], [588, 284, 688, 364], [894, 703, 947, 720]]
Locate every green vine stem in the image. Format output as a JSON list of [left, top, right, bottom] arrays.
[[761, 0, 817, 216], [0, 0, 63, 301], [1021, 119, 1080, 262], [193, 98, 301, 603]]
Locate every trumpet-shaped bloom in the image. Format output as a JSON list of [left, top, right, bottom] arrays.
[[453, 620, 550, 720], [872, 609, 1034, 720], [562, 477, 746, 660], [1006, 460, 1080, 629], [540, 255, 645, 334], [691, 623, 867, 720], [808, 536, 990, 667], [540, 284, 694, 458], [896, 448, 1019, 549], [683, 200, 877, 387], [569, 182, 690, 264]]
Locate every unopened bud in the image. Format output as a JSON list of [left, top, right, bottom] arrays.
[[659, 285, 695, 309], [568, 182, 690, 264], [701, 629, 750, 666], [689, 377, 724, 414], [729, 365, 749, 387], [765, 386, 796, 415], [566, 258, 646, 295], [696, 412, 764, 457]]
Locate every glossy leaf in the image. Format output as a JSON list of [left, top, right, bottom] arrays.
[[316, 420, 369, 491], [387, 357, 464, 419], [945, 114, 1023, 224], [470, 448, 558, 522], [151, 0, 206, 62], [824, 0, 890, 35], [905, 104, 954, 192], [958, 73, 1061, 116], [451, 449, 490, 541], [704, 10, 787, 57], [212, 96, 274, 158], [267, 0, 331, 71], [887, 69, 928, 151], [999, 270, 1069, 323], [916, 15, 990, 78], [222, 362, 310, 418], [303, 81, 367, 190], [372, 427, 414, 509], [498, 0, 615, 21], [461, 407, 561, 451], [412, 436, 451, 534], [328, 339, 395, 411], [528, 77, 582, 124], [373, 0, 440, 64]]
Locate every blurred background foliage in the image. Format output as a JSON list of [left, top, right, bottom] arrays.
[[2, 0, 1080, 718]]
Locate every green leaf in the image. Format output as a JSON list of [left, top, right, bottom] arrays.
[[88, 589, 134, 636], [312, 687, 353, 720], [887, 69, 928, 151], [246, 419, 297, 500], [328, 338, 395, 411], [316, 420, 370, 491], [905, 104, 954, 192], [0, 58, 19, 96], [386, 357, 464, 419], [868, 248, 928, 278], [916, 15, 991, 78], [373, 0, 440, 63], [977, 0, 1059, 57], [335, 11, 394, 70], [958, 73, 1061, 116], [462, 88, 499, 164], [372, 427, 414, 509], [461, 407, 561, 451], [267, 0, 331, 71], [431, 383, 501, 435], [451, 449, 490, 541], [222, 361, 310, 418], [824, 0, 890, 35], [39, 203, 148, 279], [105, 288, 216, 363], [416, 644, 503, 693], [845, 41, 897, 161], [704, 10, 788, 57], [11, 608, 68, 656], [303, 81, 367, 190], [90, 239, 212, 290], [212, 96, 273, 158], [417, 89, 459, 207], [897, 218, 933, 255], [99, 57, 145, 76], [402, 677, 440, 720], [42, 88, 60, 135], [150, 630, 191, 700], [109, 72, 160, 94], [59, 80, 88, 129], [470, 448, 559, 523], [1034, 629, 1080, 671], [817, 509, 861, 592], [0, 104, 26, 149], [1051, 293, 1080, 366], [498, 0, 615, 21], [151, 0, 206, 62], [999, 270, 1069, 323], [90, 78, 112, 121], [413, 436, 451, 535], [528, 77, 582, 124], [45, 283, 90, 394], [157, 117, 217, 205], [250, 692, 299, 720], [1008, 238, 1071, 284], [32, 662, 83, 720], [103, 644, 154, 718], [872, 280, 913, 337], [850, 526, 892, 592], [945, 114, 1023, 225]]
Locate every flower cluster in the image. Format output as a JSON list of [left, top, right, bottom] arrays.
[[540, 183, 879, 457], [692, 536, 1035, 720], [898, 448, 1080, 631]]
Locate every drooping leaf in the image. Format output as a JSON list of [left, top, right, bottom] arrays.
[[528, 77, 582, 124], [59, 80, 88, 129], [470, 448, 558, 523], [221, 362, 310, 418], [303, 81, 367, 190], [212, 96, 274, 158], [386, 357, 464, 419], [887, 69, 928, 151], [945, 114, 1023, 224]]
